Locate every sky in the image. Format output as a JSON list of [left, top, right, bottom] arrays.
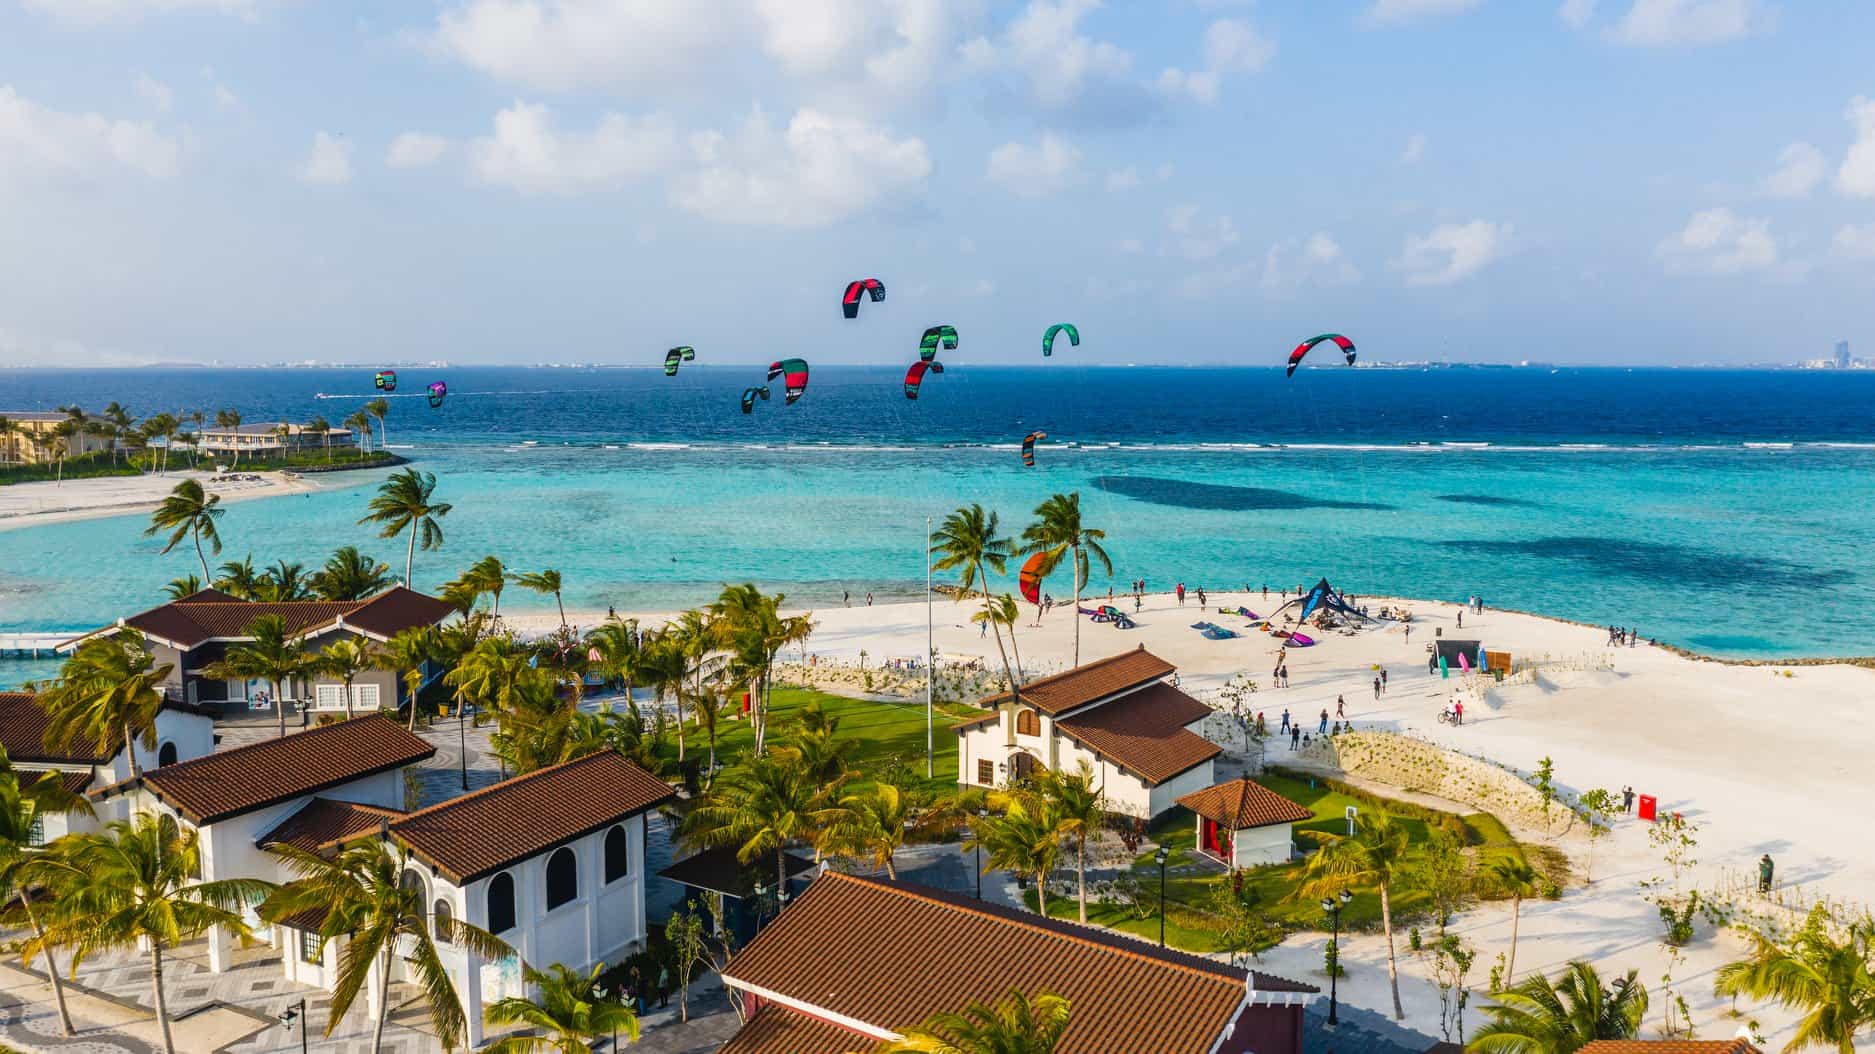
[[0, 0, 1872, 368]]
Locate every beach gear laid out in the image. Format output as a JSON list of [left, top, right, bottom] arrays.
[[1286, 333, 1357, 377], [1191, 621, 1238, 640], [1237, 606, 1262, 620]]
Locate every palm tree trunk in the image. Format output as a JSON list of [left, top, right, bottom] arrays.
[[884, 855, 897, 880], [273, 678, 286, 737], [1505, 895, 1521, 984], [21, 898, 75, 1036], [555, 591, 566, 627], [405, 523, 419, 586], [1071, 544, 1083, 667], [124, 725, 144, 779], [407, 669, 421, 731], [1007, 618, 1025, 682], [372, 946, 392, 1054], [1077, 835, 1088, 924], [150, 944, 177, 1054], [1035, 870, 1048, 918], [1380, 882, 1404, 1020], [973, 562, 1022, 712], [676, 687, 686, 764], [191, 524, 211, 584], [344, 675, 355, 719]]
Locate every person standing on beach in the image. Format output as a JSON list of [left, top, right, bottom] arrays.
[[1280, 709, 1290, 735], [1373, 676, 1381, 700], [1623, 785, 1635, 813], [866, 593, 874, 606], [844, 591, 850, 607], [1318, 708, 1329, 734], [1262, 583, 1269, 598], [1337, 696, 1347, 720], [1197, 587, 1207, 608], [1290, 724, 1301, 750], [1404, 624, 1412, 644], [1457, 610, 1464, 629], [1454, 699, 1464, 725], [1758, 854, 1774, 893], [1177, 583, 1186, 605]]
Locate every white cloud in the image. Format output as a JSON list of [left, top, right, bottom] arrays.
[[1399, 219, 1510, 285], [387, 132, 450, 169], [1609, 0, 1765, 47], [1763, 142, 1824, 198], [1203, 17, 1274, 73], [299, 131, 352, 186], [21, 0, 258, 25], [1166, 204, 1240, 260], [1656, 207, 1777, 274], [1106, 166, 1140, 191], [962, 0, 1134, 110], [987, 133, 1082, 198], [0, 85, 180, 181], [1838, 96, 1875, 198], [1156, 68, 1221, 106], [1831, 223, 1875, 260], [1401, 133, 1426, 164], [211, 79, 240, 111], [961, 278, 996, 297], [1361, 0, 1482, 27], [1559, 0, 1596, 27], [1262, 232, 1360, 293], [433, 0, 741, 93], [675, 108, 930, 227], [134, 73, 172, 113], [469, 102, 677, 194]]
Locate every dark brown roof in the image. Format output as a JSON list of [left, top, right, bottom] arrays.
[[389, 751, 674, 884], [1054, 681, 1221, 785], [176, 587, 246, 604], [723, 873, 1314, 1054], [39, 770, 95, 797], [0, 692, 210, 765], [99, 715, 433, 824], [1178, 775, 1312, 830], [84, 586, 451, 651], [659, 846, 816, 900], [977, 646, 1175, 717], [718, 1006, 872, 1054], [340, 587, 456, 640], [1577, 1043, 1761, 1054], [257, 797, 405, 855]]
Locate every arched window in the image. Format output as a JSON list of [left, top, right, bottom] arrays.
[[157, 741, 178, 767], [1016, 709, 1040, 736], [486, 872, 516, 934], [545, 847, 578, 911], [603, 826, 628, 884], [400, 870, 428, 934], [432, 899, 453, 944]]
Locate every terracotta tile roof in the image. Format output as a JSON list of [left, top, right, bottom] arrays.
[[81, 587, 452, 651], [0, 692, 209, 765], [340, 587, 456, 641], [723, 873, 1315, 1054], [1178, 775, 1312, 830], [659, 847, 817, 900], [1577, 1043, 1762, 1054], [389, 751, 674, 884], [717, 1006, 873, 1054], [257, 797, 406, 855], [175, 588, 246, 604], [98, 714, 433, 824], [40, 770, 95, 797], [977, 646, 1175, 717], [1054, 681, 1221, 785]]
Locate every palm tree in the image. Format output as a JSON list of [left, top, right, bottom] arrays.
[[682, 752, 833, 894], [514, 568, 567, 627], [214, 554, 262, 599], [366, 397, 390, 451], [447, 555, 509, 618], [930, 504, 1023, 707], [483, 962, 640, 1053], [0, 760, 94, 1036], [0, 415, 16, 465], [1469, 960, 1649, 1054], [163, 574, 204, 600], [637, 632, 689, 761], [49, 814, 273, 1054], [144, 478, 224, 582], [1020, 492, 1112, 667], [36, 630, 172, 780], [689, 684, 732, 781], [781, 700, 860, 787], [969, 796, 1064, 918], [257, 559, 313, 601], [359, 467, 452, 587], [446, 636, 536, 725], [668, 607, 715, 751], [380, 625, 439, 730], [876, 989, 1071, 1054], [49, 405, 86, 485], [708, 584, 811, 754], [316, 638, 374, 719], [213, 409, 243, 468], [261, 840, 511, 1053], [343, 409, 373, 455], [1490, 858, 1541, 987], [202, 614, 310, 737], [585, 617, 643, 715], [1300, 811, 1413, 1020], [826, 782, 914, 879], [303, 414, 331, 462], [1035, 762, 1105, 924], [972, 593, 1027, 682], [312, 545, 394, 601], [1714, 908, 1875, 1054]]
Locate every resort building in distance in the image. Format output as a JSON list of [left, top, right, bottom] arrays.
[[956, 646, 1222, 817], [0, 409, 115, 464], [195, 419, 358, 459]]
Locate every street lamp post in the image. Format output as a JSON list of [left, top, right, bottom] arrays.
[[1320, 889, 1353, 1029], [1154, 845, 1171, 947], [279, 997, 308, 1054], [458, 701, 472, 790]]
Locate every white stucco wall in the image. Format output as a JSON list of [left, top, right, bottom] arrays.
[[1231, 823, 1294, 868], [1146, 761, 1217, 819]]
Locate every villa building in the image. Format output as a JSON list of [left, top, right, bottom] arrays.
[[1177, 774, 1313, 870], [954, 646, 1222, 817], [62, 587, 456, 717], [196, 421, 356, 459], [0, 410, 114, 464], [0, 690, 215, 839], [1576, 1042, 1763, 1054], [717, 871, 1318, 1054]]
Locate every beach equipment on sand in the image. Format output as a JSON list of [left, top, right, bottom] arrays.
[[1287, 632, 1314, 647], [841, 277, 885, 318], [1286, 333, 1357, 377]]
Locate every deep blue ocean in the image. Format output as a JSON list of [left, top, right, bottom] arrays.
[[3, 366, 1872, 672]]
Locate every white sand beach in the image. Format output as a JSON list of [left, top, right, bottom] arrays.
[[511, 591, 1874, 1048], [0, 469, 323, 531]]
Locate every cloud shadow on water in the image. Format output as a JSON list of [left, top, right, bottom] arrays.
[[1433, 494, 1541, 508], [1092, 476, 1394, 511], [1444, 536, 1854, 591]]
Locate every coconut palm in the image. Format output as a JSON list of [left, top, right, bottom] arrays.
[[163, 574, 203, 600], [1468, 960, 1649, 1054], [972, 593, 1027, 682], [876, 989, 1071, 1054], [214, 554, 262, 599], [1490, 858, 1542, 988], [316, 638, 374, 719], [0, 760, 94, 1036], [708, 584, 811, 754], [1034, 761, 1105, 924], [366, 397, 390, 451], [257, 559, 313, 601], [689, 684, 732, 781], [1020, 492, 1112, 667], [514, 568, 567, 627], [825, 782, 914, 880], [213, 408, 243, 467], [0, 415, 16, 465], [359, 467, 452, 587], [930, 504, 1024, 708], [446, 555, 509, 618], [202, 614, 311, 737], [36, 629, 172, 780], [667, 607, 716, 755], [682, 752, 834, 893], [1300, 811, 1413, 1019], [302, 414, 331, 461], [781, 701, 861, 787], [48, 814, 273, 1054], [379, 625, 439, 730], [969, 796, 1064, 919], [484, 962, 640, 1053], [144, 478, 224, 582], [637, 632, 689, 760], [343, 409, 373, 455], [446, 635, 536, 725], [261, 840, 511, 1053], [1713, 908, 1875, 1054], [312, 545, 394, 601], [584, 617, 643, 715]]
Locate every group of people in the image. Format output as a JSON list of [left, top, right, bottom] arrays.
[[1173, 582, 1208, 608], [1606, 625, 1642, 646]]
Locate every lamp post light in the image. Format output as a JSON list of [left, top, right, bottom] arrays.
[[278, 997, 308, 1054], [1320, 888, 1353, 1029], [458, 701, 472, 790], [1154, 845, 1171, 947], [974, 808, 988, 900]]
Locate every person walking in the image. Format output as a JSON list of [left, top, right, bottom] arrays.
[[1318, 708, 1328, 735], [1337, 696, 1347, 720], [1404, 624, 1412, 644], [1380, 668, 1389, 693], [844, 590, 850, 607], [1457, 610, 1464, 629], [1622, 785, 1635, 813], [1454, 698, 1464, 725], [658, 964, 672, 1009], [1197, 587, 1207, 608], [1280, 709, 1291, 735], [1290, 723, 1301, 750], [1373, 675, 1381, 700], [1758, 853, 1775, 893], [1177, 582, 1186, 605]]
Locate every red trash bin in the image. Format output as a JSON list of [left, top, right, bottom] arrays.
[[742, 690, 751, 715], [1638, 794, 1657, 822]]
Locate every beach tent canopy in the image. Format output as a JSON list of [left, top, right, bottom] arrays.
[[1430, 639, 1483, 674], [1272, 578, 1373, 625]]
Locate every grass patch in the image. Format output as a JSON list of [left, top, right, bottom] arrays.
[[0, 446, 395, 486], [0, 450, 144, 485]]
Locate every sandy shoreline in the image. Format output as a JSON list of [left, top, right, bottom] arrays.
[[0, 469, 326, 531]]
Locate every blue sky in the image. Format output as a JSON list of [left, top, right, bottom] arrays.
[[0, 0, 1871, 367]]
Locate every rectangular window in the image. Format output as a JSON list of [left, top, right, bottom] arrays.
[[26, 816, 45, 847], [977, 759, 993, 786], [299, 929, 323, 966]]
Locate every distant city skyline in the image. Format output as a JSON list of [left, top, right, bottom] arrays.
[[1, 2, 1873, 368]]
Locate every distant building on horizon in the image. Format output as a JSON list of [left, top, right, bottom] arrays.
[[1837, 340, 1851, 369]]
